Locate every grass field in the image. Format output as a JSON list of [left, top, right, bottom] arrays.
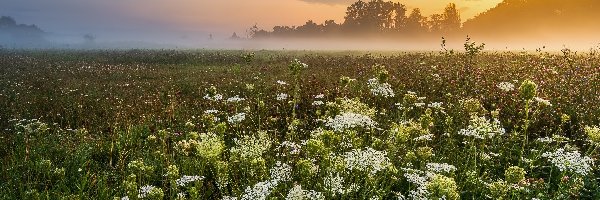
[[1, 48, 599, 199]]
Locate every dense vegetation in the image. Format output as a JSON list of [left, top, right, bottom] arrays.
[[1, 47, 599, 199]]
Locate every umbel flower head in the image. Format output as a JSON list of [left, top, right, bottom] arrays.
[[519, 80, 537, 101], [585, 125, 600, 144], [504, 166, 526, 184]]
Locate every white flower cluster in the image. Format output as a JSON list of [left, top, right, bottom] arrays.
[[426, 163, 457, 174], [536, 137, 555, 143], [413, 134, 434, 141], [240, 180, 277, 200], [176, 175, 205, 187], [138, 185, 156, 199], [323, 172, 345, 195], [534, 97, 552, 106], [542, 148, 594, 176], [326, 112, 377, 132], [227, 95, 245, 103], [367, 78, 395, 98], [403, 170, 432, 200], [312, 101, 324, 106], [270, 161, 292, 183], [204, 94, 223, 101], [277, 80, 288, 85], [277, 141, 301, 156], [428, 102, 444, 109], [458, 116, 505, 139], [240, 161, 292, 200], [228, 113, 246, 124], [315, 94, 325, 99], [276, 93, 289, 101], [230, 131, 271, 160], [285, 184, 325, 200], [204, 109, 219, 114], [343, 147, 390, 175], [497, 82, 515, 92]]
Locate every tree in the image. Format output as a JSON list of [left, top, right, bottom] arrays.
[[405, 8, 427, 34], [441, 3, 461, 33], [343, 0, 406, 33]]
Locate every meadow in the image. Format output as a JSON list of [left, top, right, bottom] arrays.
[[0, 47, 599, 199]]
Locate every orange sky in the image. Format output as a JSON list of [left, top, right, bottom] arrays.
[[127, 0, 503, 37]]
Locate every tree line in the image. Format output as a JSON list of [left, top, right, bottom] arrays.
[[247, 0, 461, 39]]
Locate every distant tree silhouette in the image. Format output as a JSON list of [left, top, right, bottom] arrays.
[[245, 0, 465, 39], [0, 16, 46, 47], [405, 8, 427, 34], [230, 32, 240, 40]]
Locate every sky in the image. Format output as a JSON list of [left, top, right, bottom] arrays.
[[1, 0, 502, 42]]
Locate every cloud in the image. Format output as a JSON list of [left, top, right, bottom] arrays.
[[296, 0, 355, 6]]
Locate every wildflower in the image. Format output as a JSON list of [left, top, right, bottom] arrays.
[[367, 78, 395, 98], [426, 174, 459, 200], [228, 113, 246, 124], [519, 80, 537, 100], [413, 134, 434, 142], [325, 112, 377, 132], [240, 180, 277, 200], [343, 147, 390, 175], [227, 95, 245, 103], [504, 166, 526, 184], [138, 185, 156, 199], [276, 93, 289, 101], [323, 172, 345, 195], [196, 132, 225, 161], [312, 101, 324, 106], [458, 115, 505, 139], [536, 137, 555, 143], [314, 94, 325, 99], [277, 141, 301, 156], [585, 125, 600, 144], [176, 175, 205, 187], [230, 131, 272, 161], [542, 148, 593, 176], [204, 94, 223, 101], [270, 161, 292, 184], [497, 82, 515, 92], [426, 163, 457, 174], [428, 102, 444, 109], [534, 97, 552, 106], [277, 80, 288, 85], [204, 109, 219, 114], [285, 184, 325, 200]]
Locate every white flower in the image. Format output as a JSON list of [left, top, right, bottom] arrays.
[[325, 112, 377, 132], [276, 93, 289, 101], [536, 137, 555, 143], [240, 180, 277, 200], [428, 102, 444, 109], [286, 184, 325, 200], [497, 82, 515, 92], [270, 161, 292, 184], [458, 116, 505, 139], [323, 172, 345, 195], [231, 131, 271, 160], [343, 148, 390, 175], [414, 103, 426, 107], [204, 109, 219, 114], [176, 175, 205, 186], [413, 134, 434, 141], [278, 141, 301, 156], [426, 163, 457, 174], [204, 94, 223, 101], [367, 78, 395, 98], [227, 95, 245, 103], [222, 196, 238, 200], [277, 80, 288, 85], [534, 97, 552, 106], [312, 101, 324, 106], [314, 94, 325, 99], [138, 185, 156, 199], [121, 196, 129, 200], [228, 113, 246, 124], [177, 192, 187, 199], [542, 148, 593, 176]]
